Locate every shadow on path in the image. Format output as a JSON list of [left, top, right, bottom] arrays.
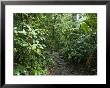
[[49, 51, 87, 75]]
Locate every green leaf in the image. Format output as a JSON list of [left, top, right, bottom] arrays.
[[18, 29, 27, 35], [81, 22, 90, 33], [32, 44, 37, 50], [37, 49, 41, 55], [22, 44, 28, 47]]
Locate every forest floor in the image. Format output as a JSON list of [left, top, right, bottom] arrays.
[[49, 51, 89, 75]]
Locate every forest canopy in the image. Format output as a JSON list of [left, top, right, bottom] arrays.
[[13, 13, 97, 75]]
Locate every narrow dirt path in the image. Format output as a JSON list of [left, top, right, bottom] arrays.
[[50, 51, 85, 75]]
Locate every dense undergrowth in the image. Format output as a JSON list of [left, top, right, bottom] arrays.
[[13, 13, 97, 75]]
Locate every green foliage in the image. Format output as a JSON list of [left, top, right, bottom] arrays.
[[58, 13, 97, 65], [14, 13, 54, 75], [14, 13, 97, 75]]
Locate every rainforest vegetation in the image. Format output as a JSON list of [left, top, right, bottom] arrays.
[[13, 13, 97, 75]]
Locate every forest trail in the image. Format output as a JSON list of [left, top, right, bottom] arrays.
[[49, 51, 85, 75]]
